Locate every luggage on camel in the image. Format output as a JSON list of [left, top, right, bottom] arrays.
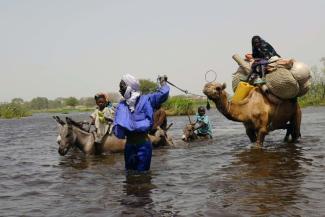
[[232, 54, 311, 100]]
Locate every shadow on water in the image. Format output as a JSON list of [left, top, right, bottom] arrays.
[[119, 172, 158, 216], [58, 150, 121, 170], [210, 143, 310, 216]]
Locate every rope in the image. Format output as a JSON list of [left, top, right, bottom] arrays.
[[166, 81, 206, 97], [205, 69, 217, 82]]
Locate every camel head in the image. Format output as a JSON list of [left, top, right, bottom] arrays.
[[203, 82, 227, 101], [53, 116, 77, 156]]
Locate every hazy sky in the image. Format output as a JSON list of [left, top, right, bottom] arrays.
[[1, 0, 324, 102]]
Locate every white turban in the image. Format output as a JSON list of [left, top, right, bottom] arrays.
[[122, 74, 140, 92], [122, 74, 141, 112]]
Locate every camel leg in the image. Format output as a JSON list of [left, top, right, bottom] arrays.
[[291, 105, 302, 142], [284, 124, 292, 142], [254, 112, 269, 147], [256, 127, 267, 147], [245, 127, 257, 143]]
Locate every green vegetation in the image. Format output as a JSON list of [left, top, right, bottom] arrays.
[[0, 103, 31, 119], [298, 58, 325, 107], [163, 95, 207, 116], [139, 79, 158, 94], [139, 79, 209, 115], [299, 83, 325, 107]]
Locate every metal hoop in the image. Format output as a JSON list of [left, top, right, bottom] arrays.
[[205, 69, 217, 82]]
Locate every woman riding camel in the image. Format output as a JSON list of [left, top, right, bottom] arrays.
[[113, 74, 169, 172], [247, 35, 281, 84]]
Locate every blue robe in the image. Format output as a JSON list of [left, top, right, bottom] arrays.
[[113, 85, 169, 171]]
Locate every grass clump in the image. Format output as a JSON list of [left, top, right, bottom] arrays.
[[163, 96, 207, 116], [0, 103, 31, 119]]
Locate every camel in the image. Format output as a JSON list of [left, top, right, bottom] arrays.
[[203, 82, 301, 147], [54, 116, 173, 156]]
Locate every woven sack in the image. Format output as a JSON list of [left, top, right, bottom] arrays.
[[297, 80, 311, 97], [232, 67, 248, 92], [265, 68, 299, 99], [290, 61, 311, 85]]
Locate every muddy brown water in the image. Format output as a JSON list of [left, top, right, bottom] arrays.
[[0, 107, 325, 217]]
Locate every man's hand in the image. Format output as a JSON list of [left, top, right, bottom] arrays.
[[158, 75, 168, 85]]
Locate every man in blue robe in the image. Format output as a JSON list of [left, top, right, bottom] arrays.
[[113, 74, 169, 172]]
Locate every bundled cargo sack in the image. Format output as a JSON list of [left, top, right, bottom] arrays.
[[231, 55, 311, 99], [232, 67, 248, 92], [297, 80, 311, 97], [265, 68, 299, 99], [290, 61, 311, 85]]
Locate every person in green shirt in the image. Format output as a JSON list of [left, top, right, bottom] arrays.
[[195, 106, 212, 138]]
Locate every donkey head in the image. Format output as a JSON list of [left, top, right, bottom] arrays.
[[182, 115, 197, 142], [53, 116, 77, 156], [182, 123, 197, 142]]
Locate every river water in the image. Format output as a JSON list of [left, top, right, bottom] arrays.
[[0, 107, 324, 217]]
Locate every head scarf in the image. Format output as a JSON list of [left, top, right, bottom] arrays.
[[122, 74, 141, 112], [94, 92, 109, 102]]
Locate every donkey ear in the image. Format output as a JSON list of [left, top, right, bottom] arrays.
[[53, 116, 65, 125], [66, 117, 72, 125], [222, 83, 227, 90]]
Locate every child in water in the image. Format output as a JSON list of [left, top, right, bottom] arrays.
[[195, 106, 212, 138], [90, 93, 115, 144]]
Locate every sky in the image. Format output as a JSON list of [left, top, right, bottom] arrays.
[[0, 0, 324, 102]]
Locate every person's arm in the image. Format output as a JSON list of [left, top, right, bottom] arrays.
[[148, 85, 170, 109], [113, 125, 126, 139], [112, 103, 127, 139], [90, 111, 96, 125], [104, 108, 115, 123], [148, 76, 170, 109]]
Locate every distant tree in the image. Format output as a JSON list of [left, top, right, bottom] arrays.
[[48, 99, 63, 109], [64, 97, 79, 107], [30, 97, 49, 110], [139, 79, 158, 94], [321, 57, 325, 75], [107, 92, 122, 103], [79, 97, 95, 107], [11, 98, 24, 104]]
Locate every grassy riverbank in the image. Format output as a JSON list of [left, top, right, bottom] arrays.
[[0, 103, 32, 119], [298, 83, 325, 107], [163, 96, 208, 116], [2, 82, 325, 119]]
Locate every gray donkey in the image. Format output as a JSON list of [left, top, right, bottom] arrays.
[[54, 116, 173, 156]]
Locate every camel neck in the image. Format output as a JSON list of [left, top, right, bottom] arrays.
[[214, 92, 246, 122]]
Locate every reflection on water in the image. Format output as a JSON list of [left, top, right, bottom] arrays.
[[0, 108, 325, 216], [218, 144, 307, 216], [120, 173, 157, 216]]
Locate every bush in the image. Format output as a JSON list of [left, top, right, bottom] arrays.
[[0, 103, 31, 119], [163, 96, 207, 116], [64, 97, 79, 107], [139, 79, 158, 94]]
